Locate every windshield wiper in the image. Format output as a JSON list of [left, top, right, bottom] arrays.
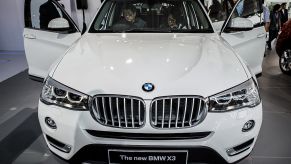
[[168, 29, 214, 33], [124, 28, 213, 33], [122, 28, 172, 33], [93, 29, 114, 33], [92, 28, 213, 33]]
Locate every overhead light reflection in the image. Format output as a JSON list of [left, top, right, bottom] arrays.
[[126, 58, 133, 64]]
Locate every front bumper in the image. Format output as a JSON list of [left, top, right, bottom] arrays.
[[38, 101, 262, 163]]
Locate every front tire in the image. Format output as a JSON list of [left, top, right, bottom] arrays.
[[279, 49, 291, 75]]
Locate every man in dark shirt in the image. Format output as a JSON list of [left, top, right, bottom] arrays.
[[267, 4, 281, 50], [113, 4, 146, 31], [280, 3, 288, 25]]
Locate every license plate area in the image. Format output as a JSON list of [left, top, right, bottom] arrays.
[[108, 149, 188, 164]]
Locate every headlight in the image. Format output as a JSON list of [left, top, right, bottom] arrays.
[[209, 78, 260, 112], [40, 77, 90, 110]]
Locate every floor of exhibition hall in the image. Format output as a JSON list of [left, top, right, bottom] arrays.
[[0, 49, 291, 164]]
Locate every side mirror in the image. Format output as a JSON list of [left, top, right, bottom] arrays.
[[225, 17, 254, 32], [48, 18, 70, 31]]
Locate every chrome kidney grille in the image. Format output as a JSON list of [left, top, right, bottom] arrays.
[[90, 95, 146, 129], [150, 96, 207, 129]]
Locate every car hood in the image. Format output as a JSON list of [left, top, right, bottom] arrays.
[[52, 33, 249, 99]]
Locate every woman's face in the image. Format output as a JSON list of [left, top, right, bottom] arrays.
[[124, 9, 136, 22], [168, 14, 177, 28]]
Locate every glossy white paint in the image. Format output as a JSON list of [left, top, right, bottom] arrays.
[[23, 28, 81, 77], [40, 32, 262, 163], [48, 18, 70, 29], [220, 11, 266, 75], [221, 25, 266, 75], [24, 0, 264, 163], [228, 18, 254, 29], [38, 101, 262, 163], [52, 33, 249, 99]]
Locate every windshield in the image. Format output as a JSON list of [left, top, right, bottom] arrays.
[[89, 0, 213, 33]]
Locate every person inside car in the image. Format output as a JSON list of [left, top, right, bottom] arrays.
[[161, 10, 186, 29], [113, 4, 146, 30], [167, 13, 180, 29]]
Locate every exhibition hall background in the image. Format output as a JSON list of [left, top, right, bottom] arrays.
[[0, 0, 100, 52]]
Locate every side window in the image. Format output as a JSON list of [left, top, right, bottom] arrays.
[[232, 0, 260, 18], [205, 0, 230, 31], [206, 0, 261, 31], [231, 0, 261, 24], [24, 0, 77, 32], [93, 1, 114, 30], [186, 1, 211, 30], [206, 0, 228, 22]]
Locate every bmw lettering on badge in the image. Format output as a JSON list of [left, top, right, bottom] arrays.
[[142, 83, 155, 92], [108, 150, 188, 164]]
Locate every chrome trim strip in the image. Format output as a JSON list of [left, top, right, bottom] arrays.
[[93, 99, 100, 119], [109, 97, 114, 126], [155, 101, 158, 126], [123, 98, 128, 128], [49, 142, 71, 153], [131, 98, 134, 128], [228, 146, 251, 156], [116, 97, 121, 127], [138, 101, 141, 126], [197, 99, 202, 120], [169, 99, 173, 128], [189, 98, 195, 126], [182, 98, 188, 127], [162, 99, 165, 128], [102, 97, 108, 124], [227, 138, 254, 156], [175, 98, 180, 128]]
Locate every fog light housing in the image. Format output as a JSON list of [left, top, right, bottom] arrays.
[[226, 138, 254, 156], [45, 117, 57, 129], [46, 135, 71, 153], [242, 120, 255, 132]]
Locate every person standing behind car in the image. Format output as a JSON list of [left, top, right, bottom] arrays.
[[262, 0, 270, 32], [280, 3, 288, 25], [209, 0, 225, 22], [267, 4, 281, 50]]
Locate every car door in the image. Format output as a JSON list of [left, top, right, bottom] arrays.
[[207, 0, 266, 75], [24, 0, 81, 79]]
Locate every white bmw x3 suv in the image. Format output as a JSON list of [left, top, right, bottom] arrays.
[[24, 0, 265, 163]]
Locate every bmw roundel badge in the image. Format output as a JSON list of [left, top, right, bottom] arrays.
[[142, 83, 155, 92]]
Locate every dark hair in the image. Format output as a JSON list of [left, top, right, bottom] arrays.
[[123, 4, 137, 13], [273, 4, 281, 11], [281, 3, 287, 6], [167, 8, 180, 20]]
